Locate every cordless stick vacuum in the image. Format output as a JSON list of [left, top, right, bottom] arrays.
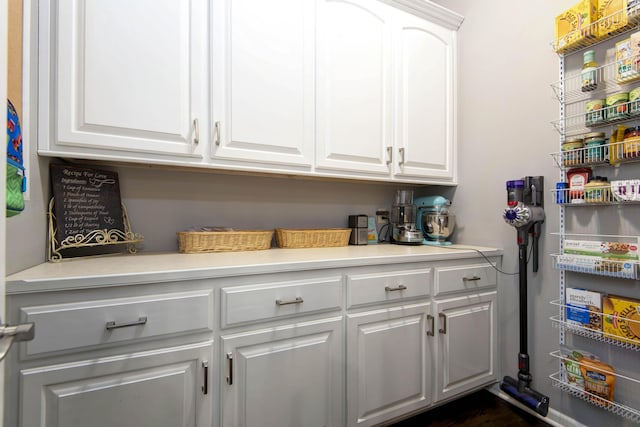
[[501, 176, 550, 417]]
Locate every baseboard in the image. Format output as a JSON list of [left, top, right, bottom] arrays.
[[486, 384, 587, 427]]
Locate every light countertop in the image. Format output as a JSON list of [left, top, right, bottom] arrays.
[[6, 244, 502, 294]]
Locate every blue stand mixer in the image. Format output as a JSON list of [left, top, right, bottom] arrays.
[[414, 196, 456, 245]]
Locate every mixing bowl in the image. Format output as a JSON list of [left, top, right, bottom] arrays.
[[422, 213, 455, 243]]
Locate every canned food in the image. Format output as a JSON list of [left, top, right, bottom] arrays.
[[584, 132, 606, 163], [585, 176, 609, 203], [585, 99, 606, 126], [606, 92, 629, 120], [630, 87, 640, 115], [562, 137, 584, 166]]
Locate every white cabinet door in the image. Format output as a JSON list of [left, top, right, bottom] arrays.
[[346, 303, 433, 427], [20, 342, 212, 427], [38, 0, 208, 160], [392, 11, 456, 181], [211, 0, 314, 169], [433, 291, 497, 401], [315, 0, 393, 176], [221, 317, 343, 427]]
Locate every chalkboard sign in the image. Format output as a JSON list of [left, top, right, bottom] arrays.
[[50, 163, 127, 258]]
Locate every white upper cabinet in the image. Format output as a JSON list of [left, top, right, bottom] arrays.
[[392, 9, 456, 181], [316, 0, 462, 183], [38, 0, 208, 161], [316, 0, 393, 177], [211, 0, 315, 170]]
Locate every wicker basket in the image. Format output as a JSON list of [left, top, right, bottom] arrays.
[[275, 228, 351, 248], [177, 229, 274, 253]]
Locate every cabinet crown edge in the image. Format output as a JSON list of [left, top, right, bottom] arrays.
[[381, 0, 464, 30]]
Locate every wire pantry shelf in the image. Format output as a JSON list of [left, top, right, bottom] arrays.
[[551, 140, 640, 169], [551, 100, 640, 136], [549, 371, 640, 423], [550, 298, 640, 351], [551, 253, 639, 279]]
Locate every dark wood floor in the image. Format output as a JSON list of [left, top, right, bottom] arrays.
[[387, 389, 551, 427]]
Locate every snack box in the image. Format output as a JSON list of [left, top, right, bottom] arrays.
[[603, 294, 640, 345], [616, 36, 640, 83], [599, 0, 629, 37], [555, 254, 636, 278], [566, 287, 603, 331], [563, 239, 639, 260], [555, 0, 599, 52]]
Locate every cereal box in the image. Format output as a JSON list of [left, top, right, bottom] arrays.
[[603, 294, 640, 345], [566, 288, 603, 331], [555, 0, 599, 52], [599, 0, 629, 36]]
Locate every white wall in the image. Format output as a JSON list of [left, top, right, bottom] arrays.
[[434, 1, 640, 426]]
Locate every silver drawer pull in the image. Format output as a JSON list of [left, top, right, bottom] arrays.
[[385, 285, 407, 292], [105, 316, 148, 331], [275, 297, 304, 306], [463, 276, 481, 282], [427, 314, 435, 336]]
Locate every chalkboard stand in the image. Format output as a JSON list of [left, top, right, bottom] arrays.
[[47, 198, 144, 262]]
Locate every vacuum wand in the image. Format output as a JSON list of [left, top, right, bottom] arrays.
[[501, 177, 549, 417]]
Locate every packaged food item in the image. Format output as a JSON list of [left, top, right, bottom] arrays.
[[579, 357, 615, 406], [564, 239, 639, 260], [555, 0, 599, 52], [600, 0, 629, 37], [623, 125, 640, 158], [629, 86, 640, 115], [610, 179, 640, 201], [556, 182, 569, 204], [566, 287, 603, 331], [567, 167, 593, 203], [582, 50, 599, 91], [585, 99, 606, 126], [609, 125, 627, 164], [562, 137, 584, 166], [559, 346, 600, 391], [605, 91, 629, 119], [584, 132, 607, 163], [584, 176, 610, 203], [603, 294, 640, 345]]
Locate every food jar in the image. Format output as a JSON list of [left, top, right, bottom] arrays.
[[561, 137, 584, 166], [584, 176, 610, 203], [585, 99, 606, 126], [583, 132, 606, 163], [605, 92, 629, 120], [630, 86, 640, 115], [567, 167, 593, 203], [623, 126, 640, 158]]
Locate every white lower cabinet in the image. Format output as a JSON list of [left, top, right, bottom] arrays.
[[346, 303, 433, 427], [220, 317, 344, 427], [20, 342, 212, 427], [433, 291, 497, 402]]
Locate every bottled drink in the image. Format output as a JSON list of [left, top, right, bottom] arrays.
[[582, 50, 598, 92]]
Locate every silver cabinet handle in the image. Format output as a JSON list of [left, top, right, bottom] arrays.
[[385, 285, 407, 292], [214, 121, 221, 146], [275, 297, 304, 306], [105, 316, 147, 331], [398, 147, 405, 165], [202, 361, 209, 395], [438, 313, 447, 334], [226, 353, 233, 385], [463, 276, 481, 282], [193, 119, 199, 145], [427, 314, 435, 336], [386, 146, 392, 165], [0, 322, 35, 362]]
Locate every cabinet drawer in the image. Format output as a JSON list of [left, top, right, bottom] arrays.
[[346, 269, 431, 308], [20, 290, 213, 356], [434, 263, 497, 296], [221, 277, 343, 327]]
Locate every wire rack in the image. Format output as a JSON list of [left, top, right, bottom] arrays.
[[550, 299, 640, 350], [551, 253, 639, 279]]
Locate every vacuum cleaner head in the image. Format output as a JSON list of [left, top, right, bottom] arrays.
[[500, 375, 550, 417]]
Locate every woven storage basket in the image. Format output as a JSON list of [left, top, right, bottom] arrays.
[[275, 228, 351, 248], [177, 229, 274, 253]]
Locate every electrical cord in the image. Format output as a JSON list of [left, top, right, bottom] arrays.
[[435, 242, 535, 276]]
